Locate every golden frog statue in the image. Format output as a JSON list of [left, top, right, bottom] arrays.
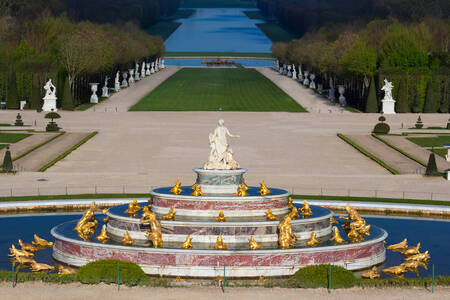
[[18, 239, 38, 253], [141, 210, 163, 248], [382, 265, 407, 279], [58, 265, 76, 275], [265, 209, 278, 221], [329, 227, 346, 245], [360, 266, 381, 279], [306, 232, 319, 247], [215, 210, 227, 222], [181, 235, 193, 249], [162, 208, 176, 221], [248, 236, 262, 250], [214, 236, 227, 250], [259, 181, 271, 196], [32, 234, 54, 250], [96, 225, 109, 244], [122, 231, 135, 246], [30, 261, 55, 273], [192, 184, 206, 196], [170, 181, 183, 195], [387, 238, 408, 252], [236, 184, 248, 196], [124, 199, 141, 218], [300, 200, 313, 218]]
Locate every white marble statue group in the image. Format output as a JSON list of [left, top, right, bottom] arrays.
[[203, 119, 240, 170]]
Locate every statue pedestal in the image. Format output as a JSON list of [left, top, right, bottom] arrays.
[[193, 168, 247, 194], [42, 96, 57, 112], [381, 99, 396, 114]]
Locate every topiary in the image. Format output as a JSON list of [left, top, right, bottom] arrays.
[[425, 153, 438, 176], [415, 116, 424, 129], [365, 76, 378, 113], [2, 145, 13, 173], [373, 115, 390, 134], [45, 110, 61, 132], [76, 260, 150, 286], [290, 264, 357, 289], [14, 113, 24, 126]]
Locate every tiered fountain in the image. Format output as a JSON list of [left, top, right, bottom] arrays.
[[51, 120, 387, 277]]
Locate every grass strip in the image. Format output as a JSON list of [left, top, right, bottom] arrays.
[[165, 51, 273, 58], [345, 106, 363, 113], [0, 133, 32, 143], [38, 132, 98, 172], [0, 194, 148, 202], [0, 132, 65, 168], [256, 23, 298, 43], [372, 133, 427, 167], [337, 133, 400, 175], [76, 103, 97, 111]]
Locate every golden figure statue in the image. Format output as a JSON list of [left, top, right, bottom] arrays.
[[278, 215, 297, 249], [347, 228, 363, 243], [96, 225, 109, 244], [30, 261, 55, 273], [75, 202, 98, 240], [360, 266, 381, 279], [214, 236, 227, 250], [248, 236, 262, 250], [121, 231, 135, 246], [330, 227, 346, 245], [18, 240, 38, 253], [9, 244, 34, 259], [236, 184, 248, 196], [259, 181, 271, 196], [124, 199, 141, 218], [288, 206, 300, 220], [162, 208, 176, 221], [103, 216, 110, 223], [340, 204, 361, 230], [387, 238, 408, 252], [306, 232, 319, 247], [405, 250, 430, 263], [148, 196, 153, 207], [401, 242, 421, 257], [58, 265, 76, 275], [215, 210, 227, 222], [400, 260, 422, 276], [192, 184, 206, 196], [330, 216, 339, 226], [141, 210, 163, 248], [265, 209, 278, 221], [181, 235, 193, 249], [382, 264, 407, 279], [300, 200, 313, 218], [32, 234, 54, 249], [170, 181, 183, 195], [287, 197, 294, 210]]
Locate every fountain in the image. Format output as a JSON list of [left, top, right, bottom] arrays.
[[50, 120, 388, 277]]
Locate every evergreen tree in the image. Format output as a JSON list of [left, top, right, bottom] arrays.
[[423, 79, 437, 113], [365, 76, 378, 113], [6, 72, 19, 109], [30, 74, 42, 110], [425, 153, 438, 176], [439, 79, 449, 113], [61, 77, 74, 110], [395, 78, 409, 113], [2, 146, 13, 173]]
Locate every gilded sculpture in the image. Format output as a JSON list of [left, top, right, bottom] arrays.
[[236, 184, 248, 196], [58, 265, 76, 275], [382, 265, 407, 279], [30, 261, 55, 273], [387, 238, 408, 252], [75, 202, 98, 241], [405, 250, 430, 263], [288, 206, 300, 220], [9, 244, 34, 258], [242, 179, 249, 191], [214, 236, 227, 250], [259, 181, 271, 196], [215, 210, 227, 222], [181, 235, 193, 249], [265, 209, 278, 221], [287, 197, 294, 210], [300, 200, 312, 218], [248, 236, 262, 250], [162, 208, 176, 221], [18, 239, 38, 253], [141, 210, 163, 248], [329, 216, 339, 226], [401, 242, 421, 257], [360, 266, 381, 279], [124, 199, 142, 217], [330, 227, 346, 245], [170, 181, 183, 195], [192, 184, 206, 196], [32, 234, 53, 249], [306, 232, 319, 247], [122, 231, 135, 246], [278, 215, 297, 249], [96, 225, 109, 244]]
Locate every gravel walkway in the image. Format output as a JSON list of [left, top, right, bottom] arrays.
[[0, 132, 58, 160]]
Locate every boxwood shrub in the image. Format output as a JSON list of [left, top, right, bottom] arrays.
[[290, 265, 357, 288], [77, 260, 150, 286]]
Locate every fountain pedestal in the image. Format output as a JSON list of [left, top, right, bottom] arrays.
[[193, 168, 247, 194]]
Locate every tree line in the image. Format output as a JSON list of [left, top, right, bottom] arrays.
[[261, 0, 449, 113]]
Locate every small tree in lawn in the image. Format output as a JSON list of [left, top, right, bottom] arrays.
[[2, 146, 13, 173], [45, 110, 61, 132], [425, 152, 438, 176], [14, 113, 23, 126]]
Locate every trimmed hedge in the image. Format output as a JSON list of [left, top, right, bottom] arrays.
[[0, 270, 77, 284], [290, 265, 357, 288]]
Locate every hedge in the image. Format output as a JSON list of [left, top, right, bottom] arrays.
[[289, 265, 357, 288]]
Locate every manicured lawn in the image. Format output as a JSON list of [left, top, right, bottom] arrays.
[[0, 144, 8, 150], [165, 52, 273, 58], [256, 23, 298, 42], [431, 148, 448, 159], [146, 22, 182, 40], [130, 68, 306, 112], [0, 133, 32, 143], [182, 0, 256, 8], [407, 136, 450, 148], [243, 11, 266, 20]]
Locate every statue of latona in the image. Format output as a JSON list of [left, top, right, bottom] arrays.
[[203, 119, 240, 170]]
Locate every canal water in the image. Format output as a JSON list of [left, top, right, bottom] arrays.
[[1, 212, 449, 277], [165, 8, 272, 53], [165, 58, 274, 67]]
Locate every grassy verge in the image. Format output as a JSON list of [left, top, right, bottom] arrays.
[[256, 23, 297, 43], [181, 0, 256, 8], [0, 132, 32, 143], [0, 194, 148, 202], [345, 106, 363, 113], [0, 132, 65, 168], [243, 11, 266, 20], [372, 133, 427, 167], [165, 51, 273, 58], [0, 123, 12, 126], [163, 9, 195, 20], [337, 133, 400, 175], [407, 135, 450, 148], [0, 144, 8, 150], [76, 103, 97, 111], [432, 148, 447, 159], [130, 68, 306, 112], [38, 132, 98, 172], [146, 22, 181, 40]]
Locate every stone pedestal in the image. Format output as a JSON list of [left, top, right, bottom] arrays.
[[381, 99, 396, 114], [193, 168, 247, 194], [20, 101, 26, 110], [42, 95, 57, 112]]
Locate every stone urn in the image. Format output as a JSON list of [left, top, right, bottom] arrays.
[[89, 83, 99, 104], [121, 72, 128, 88], [309, 74, 316, 89], [146, 63, 151, 76], [151, 62, 155, 74], [303, 71, 310, 86], [128, 69, 135, 85], [338, 85, 347, 106]]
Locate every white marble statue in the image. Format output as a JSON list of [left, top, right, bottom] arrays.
[[328, 78, 335, 101], [146, 63, 151, 76], [134, 63, 140, 81], [155, 59, 160, 72], [121, 72, 128, 88], [303, 71, 310, 86], [90, 83, 99, 104], [114, 71, 121, 92], [298, 65, 303, 82], [102, 76, 109, 98], [381, 78, 396, 114], [161, 59, 165, 69], [292, 65, 297, 80], [309, 73, 316, 89], [338, 85, 346, 106], [141, 62, 146, 78], [203, 119, 240, 170], [287, 65, 292, 77], [129, 69, 135, 85], [42, 79, 58, 112], [151, 62, 155, 74]]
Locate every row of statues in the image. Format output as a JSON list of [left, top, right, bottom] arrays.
[[9, 235, 56, 273], [169, 179, 271, 197], [113, 58, 165, 93]]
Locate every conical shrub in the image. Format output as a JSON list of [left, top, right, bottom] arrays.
[[2, 146, 13, 173], [425, 153, 438, 176]]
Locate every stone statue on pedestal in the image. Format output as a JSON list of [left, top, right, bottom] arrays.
[[90, 83, 99, 103], [102, 76, 109, 98], [151, 62, 155, 74], [114, 71, 121, 92], [381, 79, 396, 114], [128, 69, 135, 85], [141, 62, 146, 78], [328, 78, 335, 101], [203, 119, 240, 170], [42, 79, 58, 112], [134, 63, 140, 81], [121, 72, 128, 88], [292, 65, 297, 80], [146, 63, 151, 76]]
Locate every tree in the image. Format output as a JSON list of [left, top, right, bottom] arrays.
[[425, 152, 438, 176], [2, 146, 13, 173], [61, 76, 74, 110], [423, 78, 438, 113], [6, 72, 19, 109], [365, 77, 378, 112], [395, 78, 409, 113], [45, 110, 61, 131]]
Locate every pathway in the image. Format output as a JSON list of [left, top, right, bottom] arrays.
[[346, 134, 426, 174], [0, 131, 58, 160], [90, 68, 180, 112], [257, 67, 347, 114]]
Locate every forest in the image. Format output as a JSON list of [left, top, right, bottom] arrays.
[[260, 0, 449, 113], [0, 0, 179, 109]]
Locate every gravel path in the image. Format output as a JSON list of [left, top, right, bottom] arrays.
[[0, 132, 58, 160]]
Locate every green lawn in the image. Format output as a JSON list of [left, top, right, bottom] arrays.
[[0, 144, 8, 150], [130, 68, 306, 112], [431, 148, 448, 159], [146, 22, 182, 40], [165, 51, 272, 58], [407, 136, 450, 148], [181, 0, 256, 8], [0, 133, 32, 143], [256, 23, 298, 43], [243, 11, 266, 20]]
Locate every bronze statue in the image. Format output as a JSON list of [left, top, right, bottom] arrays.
[[360, 266, 381, 279], [96, 225, 109, 244], [288, 206, 300, 220], [215, 210, 227, 222], [306, 232, 319, 247], [300, 200, 312, 218], [248, 236, 262, 250], [387, 238, 408, 252], [330, 227, 346, 245], [170, 181, 183, 195], [214, 236, 227, 250], [121, 231, 135, 246], [402, 242, 421, 257], [278, 215, 297, 249], [405, 250, 430, 263], [265, 209, 278, 221], [181, 235, 193, 249], [162, 208, 176, 221], [124, 199, 141, 218], [259, 181, 271, 196]]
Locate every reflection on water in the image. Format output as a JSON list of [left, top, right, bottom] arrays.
[[166, 58, 274, 67], [1, 213, 449, 277], [165, 8, 272, 53]]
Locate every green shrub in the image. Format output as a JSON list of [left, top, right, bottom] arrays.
[[0, 270, 77, 284], [290, 265, 357, 289], [2, 146, 13, 172], [77, 260, 150, 286], [373, 116, 390, 134], [425, 153, 438, 176]]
